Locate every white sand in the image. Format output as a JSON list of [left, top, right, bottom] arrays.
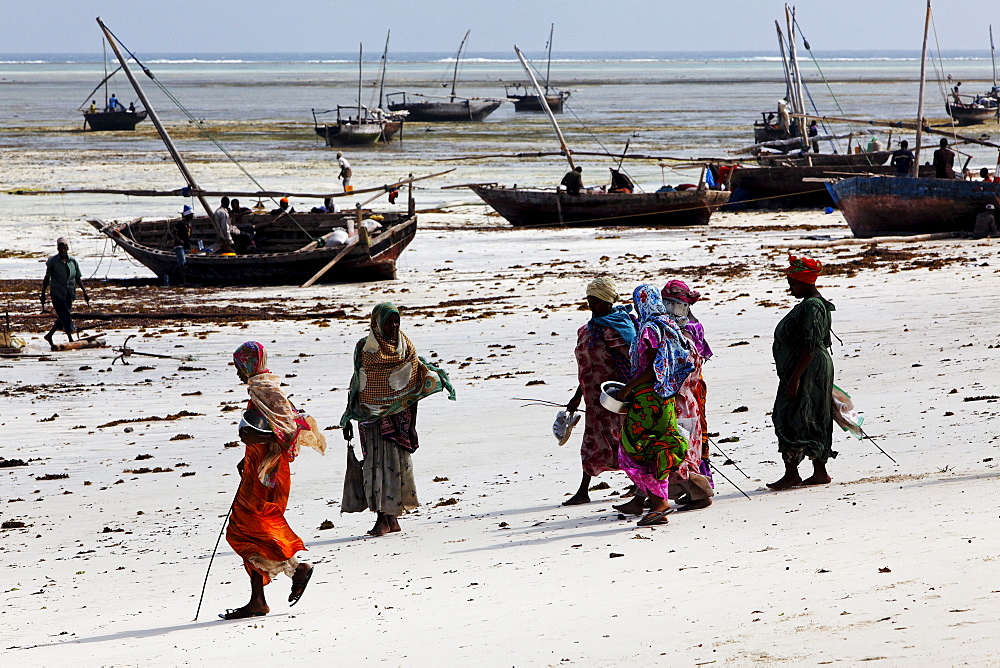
[[3, 208, 1000, 666]]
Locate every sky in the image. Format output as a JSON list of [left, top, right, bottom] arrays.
[[0, 0, 996, 55]]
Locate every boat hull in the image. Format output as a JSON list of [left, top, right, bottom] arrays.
[[946, 102, 997, 125], [509, 92, 569, 113], [470, 186, 730, 227], [387, 99, 501, 122], [83, 110, 147, 131], [88, 212, 417, 285], [314, 120, 403, 146], [756, 150, 891, 168], [827, 176, 1000, 237], [723, 164, 935, 209]]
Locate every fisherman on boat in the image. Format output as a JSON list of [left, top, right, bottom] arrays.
[[933, 138, 956, 179], [40, 238, 90, 349], [609, 168, 634, 194], [106, 93, 124, 112], [171, 205, 193, 285], [89, 100, 97, 114], [214, 196, 236, 253], [891, 140, 915, 177], [808, 121, 819, 153], [979, 167, 995, 182], [560, 166, 584, 196]]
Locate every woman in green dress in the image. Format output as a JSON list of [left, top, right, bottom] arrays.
[[768, 256, 837, 491]]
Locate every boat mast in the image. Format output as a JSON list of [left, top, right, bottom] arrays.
[[378, 31, 390, 111], [913, 0, 932, 176], [991, 25, 997, 88], [96, 17, 213, 217], [102, 37, 108, 109], [450, 30, 470, 102], [544, 23, 554, 95], [785, 5, 808, 146], [775, 22, 793, 106], [514, 46, 574, 170], [357, 43, 363, 121]]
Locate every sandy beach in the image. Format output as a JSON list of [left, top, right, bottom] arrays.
[[3, 203, 1000, 666]]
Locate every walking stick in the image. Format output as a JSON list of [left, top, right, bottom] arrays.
[[860, 428, 897, 464], [707, 437, 751, 479], [193, 501, 235, 621], [709, 460, 752, 501]]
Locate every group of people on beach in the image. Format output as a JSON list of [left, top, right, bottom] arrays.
[[561, 255, 836, 526]]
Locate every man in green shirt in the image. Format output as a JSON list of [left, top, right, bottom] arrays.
[[40, 238, 90, 348]]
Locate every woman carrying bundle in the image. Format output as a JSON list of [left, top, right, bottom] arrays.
[[222, 341, 327, 620], [614, 285, 695, 526], [341, 303, 455, 537]]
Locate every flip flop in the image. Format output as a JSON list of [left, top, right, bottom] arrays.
[[219, 607, 267, 620], [288, 564, 314, 606], [636, 510, 672, 527]]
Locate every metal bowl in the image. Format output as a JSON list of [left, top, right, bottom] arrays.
[[599, 381, 630, 414], [239, 408, 272, 434]]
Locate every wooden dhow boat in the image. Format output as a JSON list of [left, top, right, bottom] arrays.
[[386, 30, 502, 122], [89, 208, 417, 284], [505, 24, 570, 113], [945, 100, 998, 126], [43, 19, 448, 287], [470, 185, 729, 227], [827, 1, 1000, 237], [78, 37, 146, 131], [467, 47, 729, 228]]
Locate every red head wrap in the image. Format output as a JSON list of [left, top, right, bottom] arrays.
[[786, 255, 822, 285], [661, 279, 702, 304]]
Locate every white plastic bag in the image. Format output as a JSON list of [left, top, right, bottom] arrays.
[[832, 384, 864, 440]]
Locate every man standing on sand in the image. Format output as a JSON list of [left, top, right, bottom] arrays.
[[214, 196, 235, 253], [40, 238, 90, 348], [337, 151, 353, 191]]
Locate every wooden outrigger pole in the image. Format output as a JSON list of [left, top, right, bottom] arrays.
[[96, 16, 213, 218], [514, 45, 574, 170]]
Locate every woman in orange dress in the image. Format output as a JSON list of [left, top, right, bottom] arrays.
[[222, 341, 326, 620]]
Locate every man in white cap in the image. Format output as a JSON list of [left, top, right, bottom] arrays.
[[973, 203, 998, 239], [40, 238, 90, 348], [337, 151, 352, 192]]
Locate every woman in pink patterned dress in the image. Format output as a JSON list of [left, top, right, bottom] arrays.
[[563, 277, 637, 505]]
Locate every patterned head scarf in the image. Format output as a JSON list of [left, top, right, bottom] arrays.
[[233, 341, 268, 378], [586, 276, 618, 304], [786, 255, 822, 285], [341, 303, 455, 426], [233, 341, 326, 487], [630, 284, 694, 397], [661, 280, 701, 305]]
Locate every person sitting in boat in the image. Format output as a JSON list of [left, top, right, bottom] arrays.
[[933, 138, 957, 179], [808, 121, 820, 153], [560, 166, 584, 196], [891, 140, 915, 177], [128, 102, 135, 113], [269, 197, 295, 216], [88, 100, 97, 114], [609, 168, 634, 194], [311, 198, 338, 214]]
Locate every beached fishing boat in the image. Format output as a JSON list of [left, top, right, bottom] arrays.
[[826, 1, 1000, 237], [386, 30, 502, 122], [312, 38, 404, 146], [505, 24, 570, 113], [827, 176, 999, 237], [470, 185, 729, 227], [89, 210, 416, 284]]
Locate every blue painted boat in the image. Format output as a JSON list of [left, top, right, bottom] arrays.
[[826, 176, 1000, 238]]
